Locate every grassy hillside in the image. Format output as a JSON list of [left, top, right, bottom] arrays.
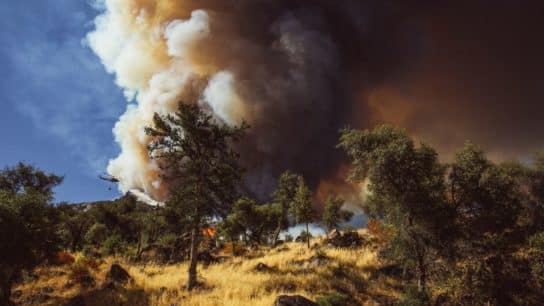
[[12, 231, 401, 306]]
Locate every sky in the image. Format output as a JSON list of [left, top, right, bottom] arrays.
[[0, 0, 124, 202]]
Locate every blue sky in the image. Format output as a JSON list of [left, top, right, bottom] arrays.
[[0, 1, 124, 202]]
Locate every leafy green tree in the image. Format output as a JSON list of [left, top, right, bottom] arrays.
[[271, 171, 300, 245], [254, 203, 282, 244], [448, 144, 526, 303], [228, 197, 260, 244], [84, 223, 109, 247], [218, 216, 244, 256], [57, 204, 92, 251], [221, 197, 279, 249], [102, 233, 127, 255], [338, 125, 453, 291], [291, 177, 315, 249], [0, 163, 62, 304], [322, 195, 353, 233], [0, 162, 63, 195], [146, 102, 247, 291]]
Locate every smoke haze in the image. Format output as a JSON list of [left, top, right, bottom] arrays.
[[87, 1, 544, 202]]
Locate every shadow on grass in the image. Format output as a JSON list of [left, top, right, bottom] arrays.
[[61, 285, 150, 306]]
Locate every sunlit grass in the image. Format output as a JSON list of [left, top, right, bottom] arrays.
[[13, 231, 399, 306]]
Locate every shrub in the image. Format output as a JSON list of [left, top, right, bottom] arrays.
[[76, 255, 100, 271], [284, 234, 294, 242], [528, 231, 544, 283], [316, 293, 350, 306], [296, 230, 312, 243], [102, 234, 127, 256], [367, 218, 393, 243], [157, 233, 178, 246], [84, 223, 108, 246], [55, 251, 75, 265], [68, 261, 92, 284], [398, 285, 431, 306]]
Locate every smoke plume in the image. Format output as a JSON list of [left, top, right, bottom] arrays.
[[87, 0, 415, 201], [88, 1, 544, 202]]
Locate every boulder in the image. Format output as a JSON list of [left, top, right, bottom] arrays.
[[325, 230, 364, 248], [254, 262, 274, 272], [105, 263, 132, 286], [273, 295, 317, 306]]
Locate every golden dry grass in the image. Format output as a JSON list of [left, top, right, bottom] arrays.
[[13, 232, 400, 306]]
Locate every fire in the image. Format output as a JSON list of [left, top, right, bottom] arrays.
[[202, 227, 216, 238]]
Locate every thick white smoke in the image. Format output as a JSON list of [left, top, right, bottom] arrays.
[[88, 3, 247, 200]]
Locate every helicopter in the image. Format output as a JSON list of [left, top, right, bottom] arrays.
[[98, 174, 119, 190]]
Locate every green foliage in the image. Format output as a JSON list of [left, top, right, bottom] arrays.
[[291, 177, 315, 225], [102, 234, 127, 256], [221, 197, 280, 245], [291, 177, 315, 248], [296, 230, 313, 243], [339, 125, 453, 290], [284, 234, 294, 242], [0, 162, 63, 196], [528, 231, 544, 283], [84, 223, 108, 246], [145, 102, 247, 290], [271, 171, 301, 243], [322, 195, 353, 231], [0, 163, 63, 303]]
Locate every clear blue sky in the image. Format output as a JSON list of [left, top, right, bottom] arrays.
[[0, 1, 124, 202]]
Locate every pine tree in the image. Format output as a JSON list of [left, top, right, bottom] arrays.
[[322, 195, 353, 233], [271, 171, 300, 245], [291, 177, 315, 249], [146, 102, 247, 290]]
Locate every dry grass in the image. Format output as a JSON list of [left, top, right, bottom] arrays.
[[13, 232, 400, 306]]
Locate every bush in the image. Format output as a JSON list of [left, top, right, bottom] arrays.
[[76, 255, 100, 271], [316, 292, 350, 306], [84, 223, 108, 246], [156, 233, 178, 246], [296, 230, 312, 243], [528, 231, 544, 283], [367, 218, 394, 244], [102, 234, 127, 256], [55, 251, 75, 265], [284, 234, 294, 242], [68, 261, 92, 284], [398, 285, 431, 306]]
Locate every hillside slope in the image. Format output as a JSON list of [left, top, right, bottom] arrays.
[[12, 233, 400, 306]]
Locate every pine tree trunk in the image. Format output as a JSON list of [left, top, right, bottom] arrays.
[[231, 237, 236, 257], [187, 225, 199, 291], [272, 224, 281, 246], [306, 223, 310, 249]]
